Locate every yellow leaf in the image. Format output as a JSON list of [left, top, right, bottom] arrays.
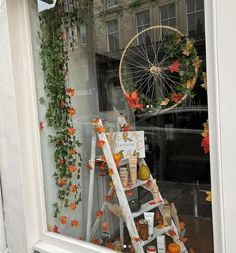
[[182, 40, 193, 56], [206, 191, 212, 202], [192, 56, 202, 70], [186, 77, 196, 89], [160, 98, 170, 106]]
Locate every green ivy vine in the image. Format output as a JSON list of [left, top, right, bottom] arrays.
[[38, 9, 82, 220]]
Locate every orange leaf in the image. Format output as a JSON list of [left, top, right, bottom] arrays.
[[58, 178, 67, 187], [100, 162, 107, 171], [168, 229, 177, 237], [149, 201, 157, 205], [91, 239, 100, 245], [53, 225, 59, 233], [105, 195, 111, 202], [121, 124, 129, 131], [96, 126, 106, 133], [69, 203, 78, 210], [96, 210, 103, 218], [169, 60, 180, 73], [109, 169, 114, 177], [189, 248, 197, 253], [131, 236, 141, 242], [181, 237, 188, 244], [59, 216, 67, 225], [126, 191, 133, 196], [71, 219, 79, 227], [68, 107, 76, 116], [92, 118, 99, 125], [97, 140, 105, 148], [68, 149, 77, 155], [66, 88, 75, 97], [68, 127, 76, 136], [125, 91, 144, 110], [104, 242, 113, 249], [101, 223, 110, 232], [171, 93, 184, 103], [59, 100, 65, 108], [68, 165, 77, 173], [70, 184, 78, 193], [40, 121, 44, 131], [59, 159, 65, 165], [86, 163, 93, 170], [146, 179, 152, 188]]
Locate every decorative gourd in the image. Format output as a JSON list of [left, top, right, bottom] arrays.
[[168, 242, 181, 253], [138, 164, 150, 180]]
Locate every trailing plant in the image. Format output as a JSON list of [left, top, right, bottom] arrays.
[[38, 9, 82, 223]]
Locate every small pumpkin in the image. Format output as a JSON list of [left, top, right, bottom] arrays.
[[168, 242, 181, 253]]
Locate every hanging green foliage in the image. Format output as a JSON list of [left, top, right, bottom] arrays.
[[38, 8, 82, 220]]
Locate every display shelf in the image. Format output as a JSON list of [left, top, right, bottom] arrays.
[[95, 156, 129, 167], [141, 226, 172, 246], [132, 200, 162, 218], [124, 179, 151, 192]]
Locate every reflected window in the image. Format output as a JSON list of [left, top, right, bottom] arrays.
[[80, 24, 87, 47], [187, 0, 205, 36], [107, 0, 118, 8], [160, 3, 176, 27], [136, 10, 150, 45], [107, 20, 119, 51], [64, 0, 79, 13]]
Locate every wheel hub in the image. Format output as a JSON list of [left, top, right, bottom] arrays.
[[149, 66, 161, 75]]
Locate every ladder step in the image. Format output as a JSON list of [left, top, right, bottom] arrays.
[[132, 200, 162, 218], [96, 156, 129, 167], [124, 179, 151, 192], [141, 225, 173, 246]]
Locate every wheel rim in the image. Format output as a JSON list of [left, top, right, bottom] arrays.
[[119, 25, 200, 113]]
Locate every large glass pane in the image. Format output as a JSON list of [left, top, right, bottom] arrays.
[[196, 0, 204, 11], [160, 5, 168, 20], [197, 11, 205, 33], [169, 18, 176, 27], [169, 3, 176, 18], [32, 1, 213, 253], [188, 13, 196, 35], [136, 10, 150, 26], [187, 0, 195, 13]]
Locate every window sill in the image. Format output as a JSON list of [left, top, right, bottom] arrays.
[[34, 232, 115, 253], [34, 242, 71, 253]]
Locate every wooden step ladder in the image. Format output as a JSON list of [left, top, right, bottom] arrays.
[[86, 118, 188, 253]]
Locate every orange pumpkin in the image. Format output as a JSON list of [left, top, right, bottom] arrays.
[[168, 242, 181, 253]]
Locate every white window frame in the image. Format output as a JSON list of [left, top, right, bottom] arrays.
[[0, 0, 234, 252], [186, 0, 205, 34], [106, 19, 119, 52], [106, 0, 119, 9], [159, 2, 176, 26]]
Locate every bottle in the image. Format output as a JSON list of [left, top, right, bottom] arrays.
[[152, 179, 161, 203], [146, 245, 157, 253], [119, 167, 129, 188]]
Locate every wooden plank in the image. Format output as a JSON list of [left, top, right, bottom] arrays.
[[96, 119, 144, 253], [86, 130, 97, 241]]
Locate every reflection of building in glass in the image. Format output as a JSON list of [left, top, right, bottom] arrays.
[[92, 0, 205, 112]]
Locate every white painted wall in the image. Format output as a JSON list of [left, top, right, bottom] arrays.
[[206, 0, 236, 252]]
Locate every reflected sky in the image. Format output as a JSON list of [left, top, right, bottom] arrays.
[[37, 0, 56, 12]]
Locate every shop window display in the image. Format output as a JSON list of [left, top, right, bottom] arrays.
[[33, 0, 213, 252]]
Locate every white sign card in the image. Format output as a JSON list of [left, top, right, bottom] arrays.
[[108, 131, 145, 158]]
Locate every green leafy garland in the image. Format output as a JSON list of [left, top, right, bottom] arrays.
[[39, 9, 82, 220]]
